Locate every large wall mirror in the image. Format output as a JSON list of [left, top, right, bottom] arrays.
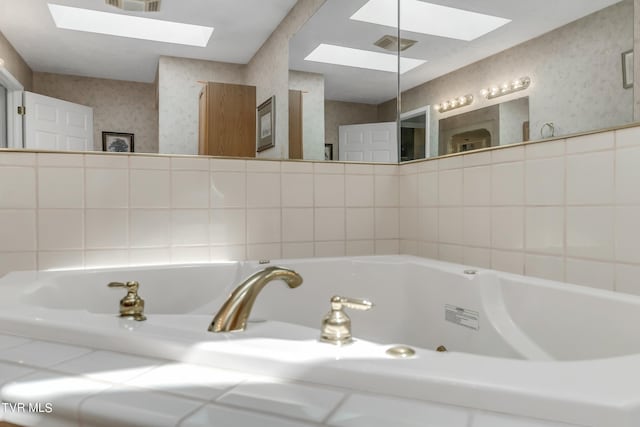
[[397, 0, 634, 160]]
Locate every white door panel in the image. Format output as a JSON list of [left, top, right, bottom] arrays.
[[338, 122, 397, 163], [24, 92, 93, 151]]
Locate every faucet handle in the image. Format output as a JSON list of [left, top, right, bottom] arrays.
[[321, 295, 374, 345], [330, 295, 373, 311], [108, 281, 146, 321]]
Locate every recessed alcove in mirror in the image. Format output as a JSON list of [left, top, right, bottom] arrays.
[[398, 0, 634, 160]]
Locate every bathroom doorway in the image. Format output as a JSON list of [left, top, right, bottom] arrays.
[[400, 106, 429, 161]]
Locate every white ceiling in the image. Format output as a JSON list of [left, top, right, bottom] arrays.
[[0, 0, 297, 83], [289, 0, 625, 104]]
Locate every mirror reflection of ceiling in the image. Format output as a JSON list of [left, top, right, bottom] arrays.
[[289, 0, 623, 104], [0, 0, 298, 83]]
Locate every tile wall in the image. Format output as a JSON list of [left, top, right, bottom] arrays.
[[0, 153, 399, 276], [399, 125, 640, 295]]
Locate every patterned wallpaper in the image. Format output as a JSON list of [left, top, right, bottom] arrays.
[[33, 72, 158, 153], [0, 31, 32, 90], [399, 0, 634, 157]]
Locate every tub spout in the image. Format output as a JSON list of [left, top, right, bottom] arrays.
[[208, 266, 303, 333]]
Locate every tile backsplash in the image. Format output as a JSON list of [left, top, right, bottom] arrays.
[[399, 125, 640, 296], [0, 154, 399, 276], [2, 124, 640, 297]]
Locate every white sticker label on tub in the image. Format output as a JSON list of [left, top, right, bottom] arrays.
[[445, 305, 479, 331]]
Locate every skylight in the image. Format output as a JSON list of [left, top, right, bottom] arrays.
[[351, 0, 511, 42], [48, 4, 214, 47], [304, 44, 426, 74]]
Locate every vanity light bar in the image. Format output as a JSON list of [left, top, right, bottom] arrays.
[[434, 94, 474, 113], [481, 77, 531, 99]]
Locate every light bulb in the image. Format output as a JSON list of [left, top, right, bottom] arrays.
[[480, 89, 489, 97]]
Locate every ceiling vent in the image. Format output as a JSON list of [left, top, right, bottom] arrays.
[[374, 35, 417, 52], [105, 0, 161, 12]]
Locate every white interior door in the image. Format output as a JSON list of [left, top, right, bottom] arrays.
[[24, 92, 93, 151], [338, 122, 398, 162]]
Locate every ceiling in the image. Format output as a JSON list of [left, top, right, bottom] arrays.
[[0, 0, 297, 83], [289, 0, 625, 104]]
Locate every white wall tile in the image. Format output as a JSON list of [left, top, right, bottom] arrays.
[[525, 254, 564, 282], [346, 164, 374, 175], [418, 172, 438, 207], [566, 151, 614, 205], [282, 208, 314, 242], [38, 209, 84, 250], [85, 209, 129, 249], [346, 208, 374, 240], [418, 208, 438, 242], [615, 206, 640, 264], [439, 244, 464, 263], [525, 207, 564, 255], [399, 239, 419, 256], [525, 157, 564, 206], [417, 161, 437, 173], [211, 172, 246, 209], [463, 247, 491, 269], [38, 168, 84, 208], [314, 241, 345, 257], [438, 169, 463, 206], [246, 160, 281, 173], [566, 207, 614, 260], [463, 207, 491, 247], [438, 207, 463, 245], [346, 175, 374, 207], [375, 175, 399, 207], [85, 154, 128, 169], [616, 126, 640, 148], [170, 210, 209, 246], [314, 162, 344, 174], [463, 166, 490, 206], [247, 173, 281, 208], [0, 153, 35, 166], [171, 157, 209, 170], [129, 209, 170, 248], [491, 162, 524, 205], [0, 210, 36, 251], [374, 164, 399, 175], [85, 249, 129, 268], [282, 242, 314, 259], [171, 246, 210, 264], [399, 207, 418, 240], [129, 248, 171, 266], [315, 208, 345, 241], [0, 167, 36, 209], [566, 132, 614, 153], [375, 239, 399, 255], [525, 139, 565, 159], [86, 169, 129, 208], [130, 170, 170, 208], [346, 240, 375, 256], [463, 151, 491, 167], [211, 158, 246, 172], [615, 147, 640, 204], [491, 250, 524, 275], [419, 242, 438, 259], [491, 146, 524, 163], [374, 208, 399, 240], [0, 252, 36, 276], [247, 209, 281, 244], [211, 245, 246, 262], [615, 264, 640, 295], [399, 174, 418, 207], [210, 209, 246, 246], [314, 174, 345, 207], [438, 156, 463, 170], [37, 153, 83, 167], [281, 173, 313, 207], [565, 258, 614, 291], [247, 243, 282, 260], [129, 156, 170, 170], [38, 251, 84, 271], [281, 162, 313, 173], [491, 207, 524, 250], [171, 170, 209, 209]]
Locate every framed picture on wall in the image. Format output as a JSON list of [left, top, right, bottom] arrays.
[[257, 96, 275, 152], [102, 132, 135, 152], [622, 49, 634, 89]]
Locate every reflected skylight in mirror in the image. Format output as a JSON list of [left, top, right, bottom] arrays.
[[48, 4, 214, 47], [304, 43, 426, 74], [351, 0, 511, 41]]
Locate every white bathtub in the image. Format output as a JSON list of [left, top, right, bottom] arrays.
[[0, 255, 638, 426]]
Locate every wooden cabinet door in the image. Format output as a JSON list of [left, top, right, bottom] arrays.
[[199, 82, 256, 157], [288, 90, 303, 159]]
